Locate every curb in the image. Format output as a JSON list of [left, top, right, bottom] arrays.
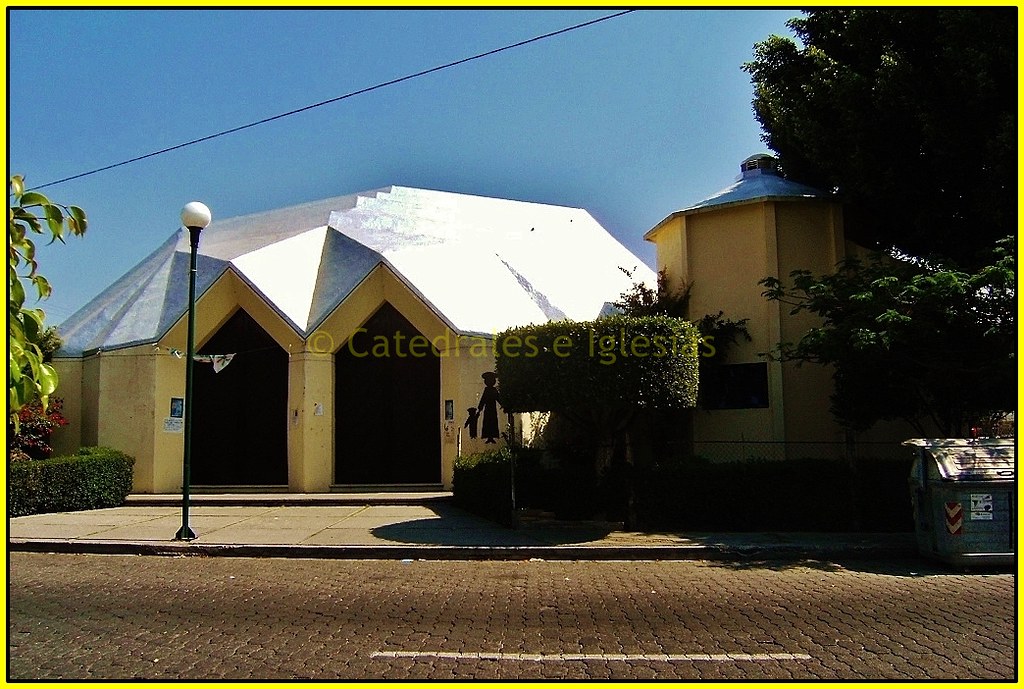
[[7, 538, 918, 562]]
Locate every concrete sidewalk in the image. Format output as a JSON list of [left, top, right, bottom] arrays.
[[7, 495, 917, 561]]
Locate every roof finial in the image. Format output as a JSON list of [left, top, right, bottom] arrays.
[[741, 154, 778, 175]]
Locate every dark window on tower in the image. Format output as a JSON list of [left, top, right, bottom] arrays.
[[700, 363, 770, 410]]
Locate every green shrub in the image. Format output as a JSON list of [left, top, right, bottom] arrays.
[[455, 446, 913, 532], [454, 445, 627, 523], [521, 446, 608, 520], [8, 446, 135, 517], [452, 448, 515, 525], [633, 455, 914, 532]]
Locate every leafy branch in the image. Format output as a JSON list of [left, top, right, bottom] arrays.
[[8, 175, 87, 427]]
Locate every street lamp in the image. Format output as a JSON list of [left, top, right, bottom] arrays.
[[174, 201, 212, 541]]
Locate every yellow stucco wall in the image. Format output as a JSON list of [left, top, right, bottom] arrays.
[[686, 204, 777, 357], [149, 269, 303, 492], [668, 203, 782, 444], [315, 264, 510, 489], [286, 351, 335, 492], [448, 337, 513, 458], [650, 216, 686, 295], [317, 265, 449, 488], [149, 351, 187, 493], [52, 261, 516, 493], [54, 347, 188, 493], [82, 346, 159, 489], [81, 355, 101, 447], [650, 197, 847, 453], [49, 358, 82, 457], [774, 201, 845, 448]]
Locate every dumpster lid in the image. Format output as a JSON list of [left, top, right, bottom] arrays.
[[903, 438, 1015, 481]]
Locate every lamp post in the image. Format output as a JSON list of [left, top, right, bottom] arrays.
[[174, 201, 212, 541]]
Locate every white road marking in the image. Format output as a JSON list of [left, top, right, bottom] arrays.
[[372, 651, 811, 662]]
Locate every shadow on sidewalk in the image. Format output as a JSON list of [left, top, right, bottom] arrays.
[[370, 513, 614, 547], [370, 518, 616, 546]]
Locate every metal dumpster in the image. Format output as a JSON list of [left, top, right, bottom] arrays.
[[905, 438, 1015, 567]]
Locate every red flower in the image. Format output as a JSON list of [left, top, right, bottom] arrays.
[[10, 397, 69, 460]]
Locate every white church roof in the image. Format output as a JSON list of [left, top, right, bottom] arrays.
[[57, 186, 655, 356]]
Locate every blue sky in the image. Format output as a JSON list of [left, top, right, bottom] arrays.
[[9, 8, 797, 325]]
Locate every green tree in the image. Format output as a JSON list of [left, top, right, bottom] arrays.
[[612, 268, 689, 319], [760, 238, 1015, 437], [495, 316, 700, 525], [744, 9, 1015, 266], [8, 176, 87, 426], [613, 269, 751, 364]]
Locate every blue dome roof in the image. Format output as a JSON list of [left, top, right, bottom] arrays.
[[680, 155, 828, 213]]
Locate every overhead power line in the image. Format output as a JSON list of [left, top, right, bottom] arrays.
[[32, 10, 635, 191]]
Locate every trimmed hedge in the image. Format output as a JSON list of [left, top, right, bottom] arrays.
[[455, 446, 914, 532], [8, 446, 135, 517], [633, 456, 915, 532], [496, 316, 701, 414], [452, 448, 515, 525]]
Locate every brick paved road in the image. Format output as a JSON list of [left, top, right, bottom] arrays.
[[7, 553, 1015, 680]]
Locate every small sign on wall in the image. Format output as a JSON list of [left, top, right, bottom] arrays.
[[164, 397, 185, 433]]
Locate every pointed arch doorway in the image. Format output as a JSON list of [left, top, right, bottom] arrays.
[[334, 302, 441, 485], [191, 308, 289, 486]]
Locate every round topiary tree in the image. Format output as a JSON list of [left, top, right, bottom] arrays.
[[495, 315, 700, 524]]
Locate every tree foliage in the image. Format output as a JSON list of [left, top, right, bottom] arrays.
[[612, 268, 689, 319], [8, 176, 87, 425], [613, 269, 752, 413], [612, 269, 751, 360], [760, 238, 1015, 437], [744, 9, 1015, 266], [496, 316, 700, 525]]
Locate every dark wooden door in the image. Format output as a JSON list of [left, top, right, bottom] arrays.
[[191, 309, 288, 485], [334, 303, 441, 484]]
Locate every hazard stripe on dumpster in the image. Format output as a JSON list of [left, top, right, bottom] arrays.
[[945, 501, 963, 535]]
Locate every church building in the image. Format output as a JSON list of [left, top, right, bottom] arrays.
[[52, 186, 654, 492]]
